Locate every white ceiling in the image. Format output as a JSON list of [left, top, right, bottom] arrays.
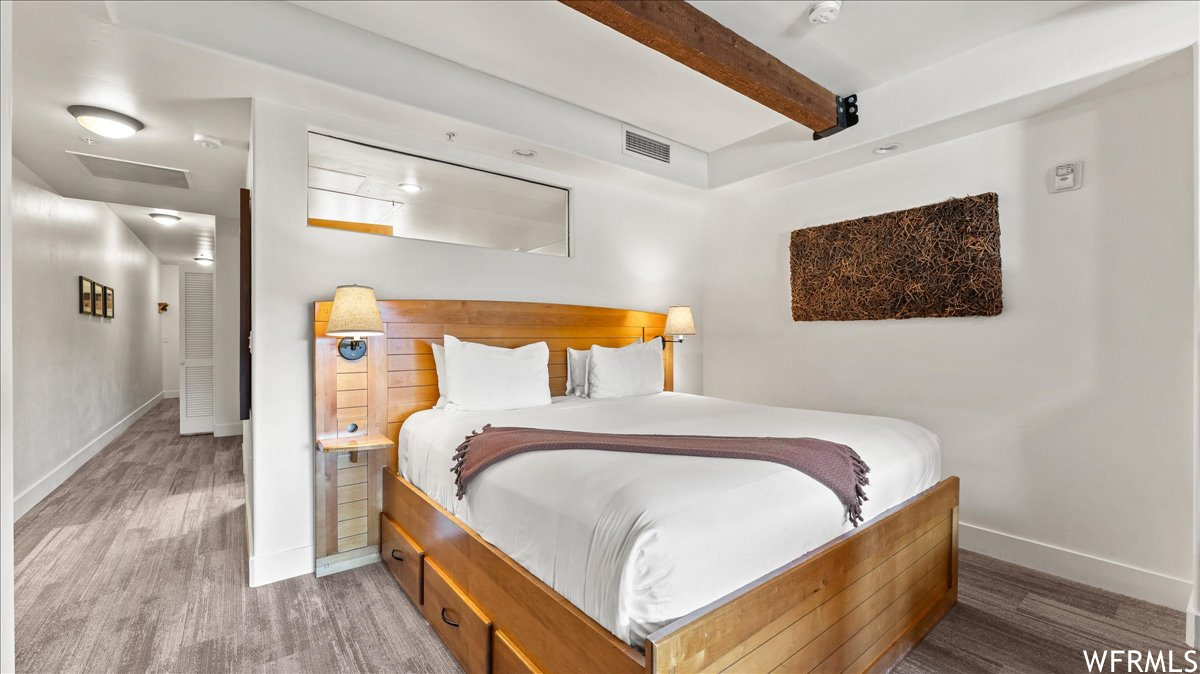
[[104, 203, 216, 265], [11, 0, 249, 239], [293, 0, 1090, 152], [692, 1, 1089, 97]]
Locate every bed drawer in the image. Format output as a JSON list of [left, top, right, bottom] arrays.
[[493, 631, 543, 674], [381, 514, 423, 605], [421, 559, 492, 674]]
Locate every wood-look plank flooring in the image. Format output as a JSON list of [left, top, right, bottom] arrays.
[[15, 400, 1189, 673]]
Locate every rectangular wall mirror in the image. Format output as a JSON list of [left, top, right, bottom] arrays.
[[307, 133, 569, 256]]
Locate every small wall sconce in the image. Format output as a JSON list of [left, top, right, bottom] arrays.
[[663, 305, 696, 346], [326, 284, 385, 361]]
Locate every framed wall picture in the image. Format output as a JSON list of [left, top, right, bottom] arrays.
[[79, 276, 94, 314], [92, 284, 104, 317], [104, 287, 114, 318]]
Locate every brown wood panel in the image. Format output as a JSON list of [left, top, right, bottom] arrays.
[[336, 372, 368, 391], [315, 299, 666, 328], [387, 336, 639, 355], [382, 513, 425, 605], [388, 354, 436, 371], [559, 0, 839, 132], [388, 370, 439, 388], [385, 322, 445, 338], [309, 217, 394, 236], [337, 356, 368, 373], [647, 477, 958, 673], [389, 386, 440, 404], [422, 559, 493, 674], [337, 516, 367, 539], [338, 482, 367, 504], [494, 631, 543, 674], [337, 406, 368, 425], [444, 324, 645, 339], [339, 465, 367, 486], [385, 471, 644, 674], [337, 532, 368, 552], [338, 499, 367, 522], [724, 518, 949, 671], [336, 389, 367, 409]]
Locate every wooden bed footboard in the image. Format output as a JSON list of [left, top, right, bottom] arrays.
[[646, 476, 959, 673], [382, 469, 957, 674]]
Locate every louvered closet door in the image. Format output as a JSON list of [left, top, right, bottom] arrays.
[[180, 270, 215, 435]]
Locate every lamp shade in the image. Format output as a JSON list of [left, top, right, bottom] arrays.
[[326, 285, 384, 338], [664, 305, 696, 336]]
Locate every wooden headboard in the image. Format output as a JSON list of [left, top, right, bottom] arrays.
[[313, 299, 673, 472]]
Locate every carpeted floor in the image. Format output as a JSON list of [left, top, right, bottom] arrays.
[[14, 400, 1190, 672]]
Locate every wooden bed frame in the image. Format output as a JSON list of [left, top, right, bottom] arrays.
[[313, 299, 958, 673]]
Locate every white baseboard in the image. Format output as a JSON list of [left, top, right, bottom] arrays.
[[248, 544, 313, 587], [214, 422, 243, 438], [14, 392, 164, 519], [961, 523, 1192, 611], [162, 389, 179, 399]]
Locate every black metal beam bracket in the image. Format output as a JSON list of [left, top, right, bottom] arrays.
[[812, 94, 859, 141]]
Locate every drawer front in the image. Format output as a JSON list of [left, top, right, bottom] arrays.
[[494, 631, 543, 674], [421, 559, 491, 674], [381, 514, 423, 605]]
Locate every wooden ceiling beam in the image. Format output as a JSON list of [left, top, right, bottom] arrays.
[[560, 0, 857, 139]]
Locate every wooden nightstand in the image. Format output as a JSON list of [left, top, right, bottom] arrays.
[[314, 432, 395, 577]]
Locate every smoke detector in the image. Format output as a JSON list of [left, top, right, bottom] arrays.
[[193, 133, 222, 150], [807, 0, 842, 24]]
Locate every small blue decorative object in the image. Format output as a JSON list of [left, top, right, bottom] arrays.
[[339, 338, 367, 361]]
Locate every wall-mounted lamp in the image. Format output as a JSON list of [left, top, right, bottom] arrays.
[[326, 284, 384, 361], [663, 305, 696, 346]]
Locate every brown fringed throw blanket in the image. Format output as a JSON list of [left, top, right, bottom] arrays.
[[452, 426, 871, 526]]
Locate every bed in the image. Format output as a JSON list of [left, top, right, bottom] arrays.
[[312, 299, 959, 674]]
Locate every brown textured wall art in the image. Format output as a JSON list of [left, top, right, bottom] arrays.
[[790, 193, 1002, 321]]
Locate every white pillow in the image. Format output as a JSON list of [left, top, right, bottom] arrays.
[[431, 342, 448, 409], [565, 347, 591, 397], [443, 335, 551, 411], [586, 337, 664, 399]]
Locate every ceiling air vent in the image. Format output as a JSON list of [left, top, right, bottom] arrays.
[[623, 128, 671, 164], [67, 151, 191, 189]]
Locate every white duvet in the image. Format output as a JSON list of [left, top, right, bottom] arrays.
[[400, 392, 940, 647]]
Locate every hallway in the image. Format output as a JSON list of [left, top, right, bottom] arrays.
[[14, 400, 456, 672]]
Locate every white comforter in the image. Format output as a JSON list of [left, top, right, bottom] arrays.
[[400, 392, 940, 647]]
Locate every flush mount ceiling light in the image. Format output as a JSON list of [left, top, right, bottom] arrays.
[[512, 148, 537, 158], [194, 254, 214, 266], [149, 212, 181, 226], [67, 105, 144, 139], [193, 133, 222, 150], [807, 0, 842, 24], [398, 183, 423, 194], [873, 143, 902, 155]]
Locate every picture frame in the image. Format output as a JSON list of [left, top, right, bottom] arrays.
[[79, 276, 94, 315], [92, 284, 104, 317], [104, 287, 114, 318]]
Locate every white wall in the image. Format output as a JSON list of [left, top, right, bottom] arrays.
[[248, 99, 705, 585], [160, 264, 179, 397], [214, 215, 241, 437], [11, 161, 164, 518], [0, 2, 15, 668], [705, 75, 1196, 609]]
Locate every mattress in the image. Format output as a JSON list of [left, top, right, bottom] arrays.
[[399, 392, 940, 648]]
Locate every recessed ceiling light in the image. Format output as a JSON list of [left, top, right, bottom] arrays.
[[194, 254, 214, 266], [193, 133, 222, 150], [873, 143, 902, 155], [149, 212, 181, 226], [67, 105, 144, 139], [807, 0, 842, 24], [398, 183, 423, 194], [512, 149, 537, 158]]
